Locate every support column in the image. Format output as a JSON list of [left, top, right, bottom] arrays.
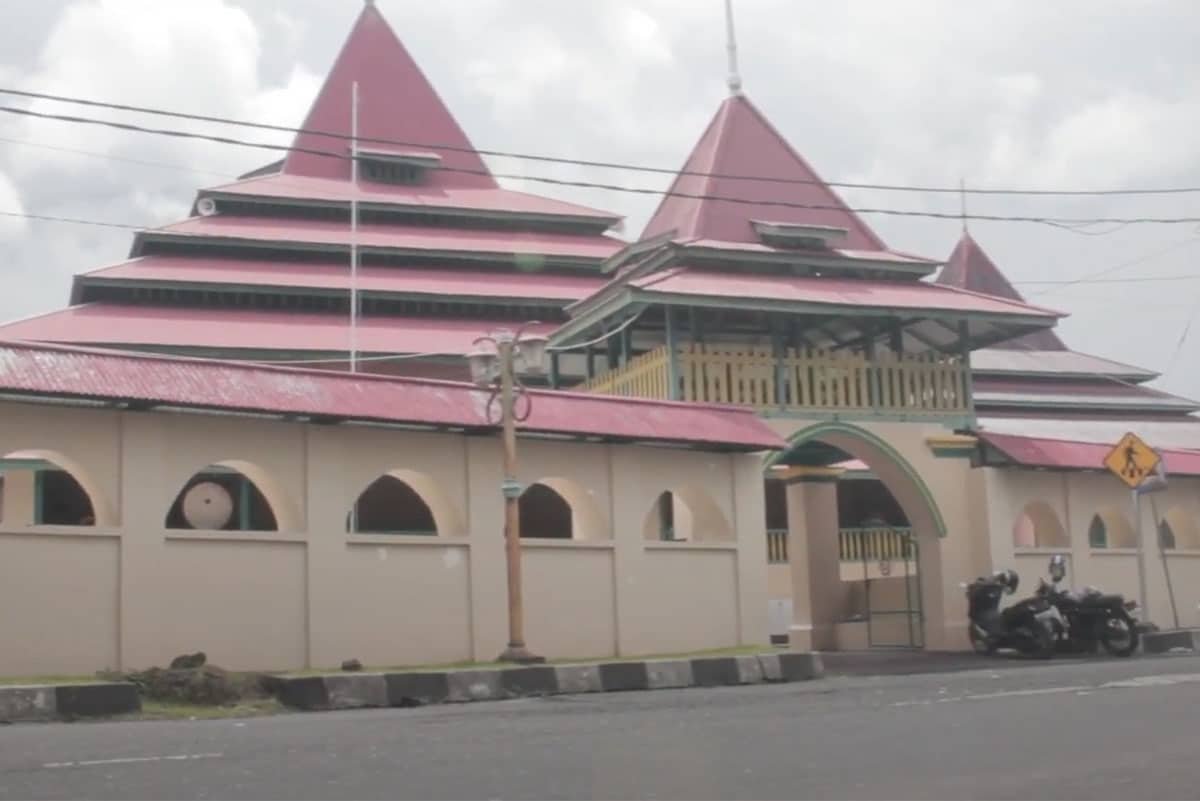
[[782, 467, 843, 651], [664, 307, 680, 400]]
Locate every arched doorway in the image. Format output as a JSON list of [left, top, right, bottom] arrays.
[[765, 422, 949, 652]]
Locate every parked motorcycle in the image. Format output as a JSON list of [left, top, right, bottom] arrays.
[[1035, 554, 1141, 657], [965, 568, 1062, 659]]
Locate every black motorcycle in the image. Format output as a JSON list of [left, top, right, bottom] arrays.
[[1036, 554, 1140, 657], [965, 569, 1062, 659]]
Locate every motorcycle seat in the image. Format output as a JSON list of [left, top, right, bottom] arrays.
[[1081, 593, 1124, 607]]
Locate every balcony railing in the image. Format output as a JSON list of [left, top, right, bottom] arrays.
[[580, 344, 968, 416], [766, 527, 914, 565]]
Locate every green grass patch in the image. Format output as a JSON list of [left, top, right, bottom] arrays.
[[0, 674, 95, 687], [129, 698, 288, 721]]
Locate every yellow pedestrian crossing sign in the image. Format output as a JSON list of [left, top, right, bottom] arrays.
[[1103, 432, 1161, 489]]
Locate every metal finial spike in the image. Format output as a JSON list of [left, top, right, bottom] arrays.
[[725, 0, 743, 95], [959, 177, 969, 232]]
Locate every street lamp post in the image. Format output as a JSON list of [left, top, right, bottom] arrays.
[[467, 324, 549, 664]]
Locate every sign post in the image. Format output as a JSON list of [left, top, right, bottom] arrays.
[[1103, 432, 1165, 619]]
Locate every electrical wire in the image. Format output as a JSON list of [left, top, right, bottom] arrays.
[[1024, 234, 1200, 298], [6, 105, 1200, 228], [6, 85, 1200, 198], [547, 310, 644, 352], [0, 210, 141, 230]]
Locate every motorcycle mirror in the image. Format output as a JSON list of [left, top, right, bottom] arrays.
[[1048, 554, 1067, 583]]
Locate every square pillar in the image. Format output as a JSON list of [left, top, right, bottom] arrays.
[[782, 467, 843, 651]]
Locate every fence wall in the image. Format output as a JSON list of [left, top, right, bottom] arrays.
[[0, 402, 769, 676]]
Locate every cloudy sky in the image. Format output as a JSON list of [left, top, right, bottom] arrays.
[[1, 0, 1199, 395]]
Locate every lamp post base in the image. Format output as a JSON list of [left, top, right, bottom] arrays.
[[497, 644, 546, 665]]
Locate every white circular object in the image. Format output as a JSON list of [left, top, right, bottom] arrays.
[[196, 197, 219, 216], [182, 481, 234, 530]]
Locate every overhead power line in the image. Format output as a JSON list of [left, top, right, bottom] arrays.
[[5, 86, 1200, 198], [0, 210, 140, 230], [5, 104, 1200, 228]]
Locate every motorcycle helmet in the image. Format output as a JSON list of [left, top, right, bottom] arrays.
[[993, 568, 1019, 594]]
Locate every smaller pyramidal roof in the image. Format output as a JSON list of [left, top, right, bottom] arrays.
[[282, 2, 495, 189], [937, 232, 1066, 351], [642, 94, 889, 253]]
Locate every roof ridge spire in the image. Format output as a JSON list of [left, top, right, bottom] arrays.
[[724, 0, 743, 96], [959, 176, 969, 233]]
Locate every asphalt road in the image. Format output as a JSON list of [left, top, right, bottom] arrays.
[[3, 655, 1200, 800]]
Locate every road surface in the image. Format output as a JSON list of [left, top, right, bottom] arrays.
[[3, 655, 1199, 800]]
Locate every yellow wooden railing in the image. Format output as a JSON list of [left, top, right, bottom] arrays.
[[580, 344, 967, 415], [766, 527, 913, 565]]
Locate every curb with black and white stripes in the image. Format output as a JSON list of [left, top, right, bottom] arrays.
[[274, 652, 824, 712]]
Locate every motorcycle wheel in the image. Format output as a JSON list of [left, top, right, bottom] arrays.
[[1020, 624, 1055, 660], [968, 624, 995, 655], [1100, 615, 1139, 657]]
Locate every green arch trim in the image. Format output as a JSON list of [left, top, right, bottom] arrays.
[[765, 421, 948, 539]]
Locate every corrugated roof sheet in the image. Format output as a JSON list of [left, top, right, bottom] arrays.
[[0, 341, 784, 451], [978, 417, 1200, 451], [0, 304, 559, 355], [641, 95, 895, 254], [978, 432, 1200, 476], [151, 217, 623, 261], [631, 268, 1062, 319], [83, 257, 604, 302], [970, 348, 1157, 380], [280, 3, 495, 188], [211, 174, 621, 223], [936, 233, 1067, 351]]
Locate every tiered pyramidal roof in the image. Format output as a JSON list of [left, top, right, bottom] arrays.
[[937, 231, 1199, 418], [0, 3, 625, 377], [642, 95, 887, 252], [556, 93, 1063, 354]]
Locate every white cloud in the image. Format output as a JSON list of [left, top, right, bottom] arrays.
[[3, 0, 1200, 399], [0, 169, 27, 238]]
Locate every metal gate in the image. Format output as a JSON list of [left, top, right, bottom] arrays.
[[863, 529, 924, 649]]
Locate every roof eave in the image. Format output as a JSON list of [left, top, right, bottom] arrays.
[[633, 288, 1058, 330], [139, 232, 605, 271], [680, 243, 939, 278], [199, 189, 623, 234]]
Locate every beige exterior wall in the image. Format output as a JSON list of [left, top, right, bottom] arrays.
[[0, 400, 770, 677]]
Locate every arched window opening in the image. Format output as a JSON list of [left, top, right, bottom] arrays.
[[1160, 506, 1200, 550], [1012, 501, 1067, 549], [348, 475, 436, 535], [519, 483, 573, 540], [165, 465, 278, 532], [0, 453, 99, 527], [1090, 507, 1135, 549], [642, 487, 732, 543]]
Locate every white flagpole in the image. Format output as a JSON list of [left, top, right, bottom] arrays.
[[350, 80, 360, 374]]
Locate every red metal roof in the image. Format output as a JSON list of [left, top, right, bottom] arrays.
[[152, 216, 623, 261], [681, 238, 933, 265], [970, 348, 1157, 381], [937, 233, 1066, 350], [281, 3, 494, 189], [641, 95, 898, 255], [0, 341, 784, 452], [84, 257, 604, 302], [0, 304, 558, 355], [210, 173, 621, 223], [630, 267, 1062, 319], [972, 376, 1200, 413], [979, 432, 1200, 476]]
